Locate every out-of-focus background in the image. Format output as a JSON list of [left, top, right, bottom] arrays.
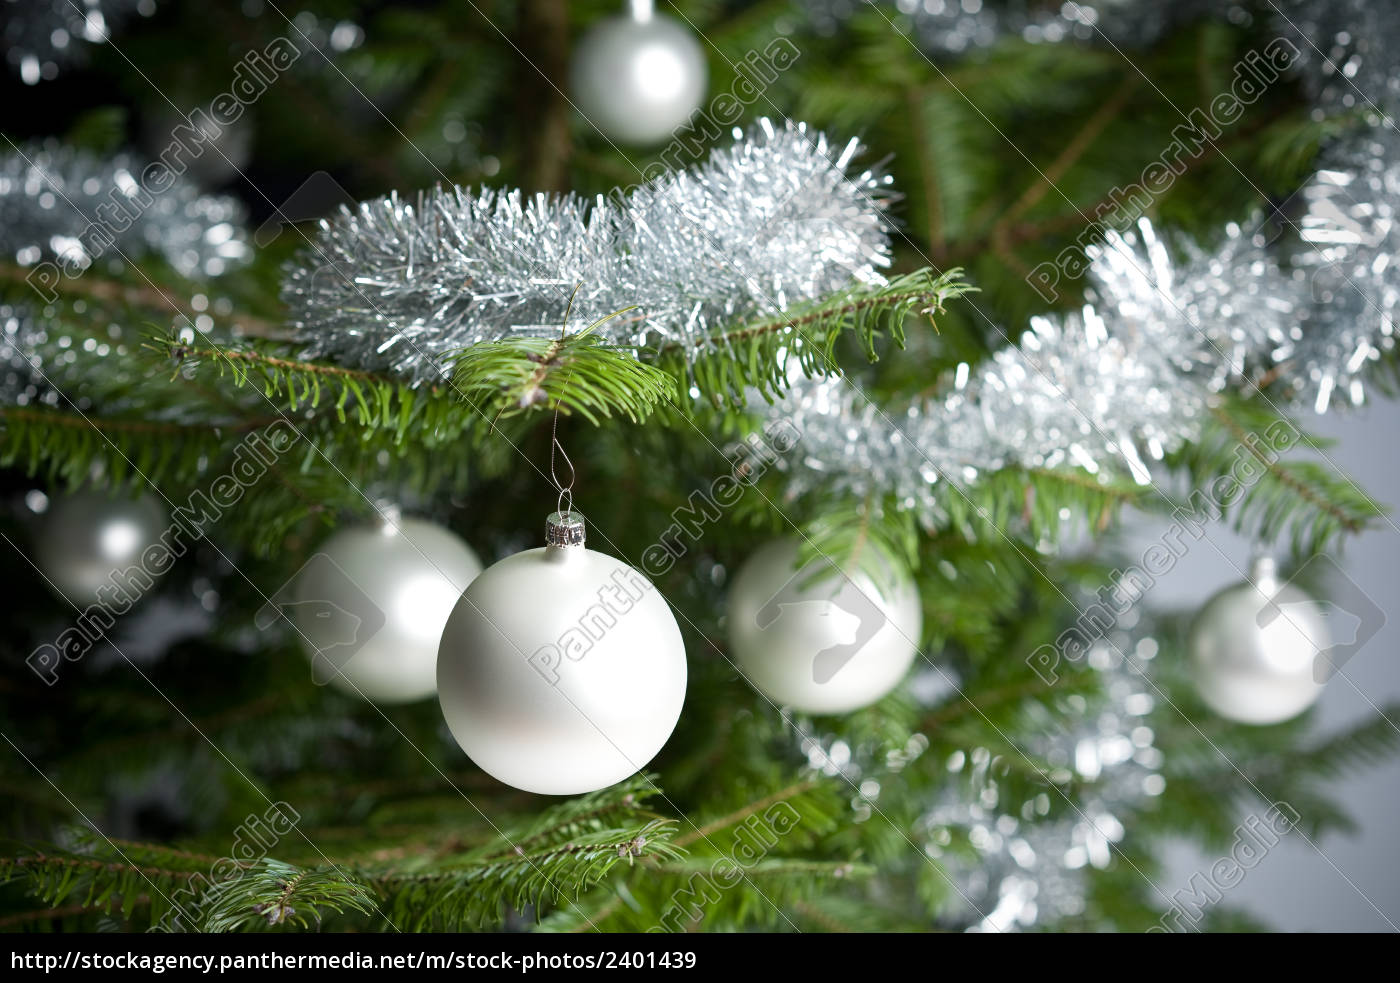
[[1135, 399, 1399, 931]]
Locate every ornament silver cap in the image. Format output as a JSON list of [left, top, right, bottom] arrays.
[[372, 500, 404, 533], [545, 511, 586, 548], [1249, 554, 1279, 592]]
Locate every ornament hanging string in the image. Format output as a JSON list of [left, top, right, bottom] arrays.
[[545, 286, 640, 518], [550, 405, 576, 517], [549, 284, 583, 517]]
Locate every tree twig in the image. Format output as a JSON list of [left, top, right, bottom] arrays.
[[517, 0, 573, 194], [674, 780, 819, 847]]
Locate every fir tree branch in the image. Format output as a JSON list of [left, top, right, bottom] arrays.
[[197, 859, 378, 932], [449, 330, 677, 426], [1164, 398, 1386, 556], [371, 835, 665, 883], [687, 268, 973, 401], [997, 74, 1140, 227], [706, 269, 968, 348], [648, 858, 871, 880], [0, 404, 243, 489], [500, 778, 665, 841], [906, 87, 946, 250], [166, 344, 390, 385], [149, 335, 490, 449], [0, 405, 277, 435], [0, 262, 281, 338], [369, 819, 683, 931], [675, 780, 820, 848], [1209, 403, 1365, 534], [0, 855, 203, 882]]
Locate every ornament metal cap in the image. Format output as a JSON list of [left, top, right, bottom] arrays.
[[545, 511, 586, 548], [1249, 554, 1279, 591]]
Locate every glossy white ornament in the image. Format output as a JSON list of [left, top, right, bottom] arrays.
[[727, 539, 922, 714], [291, 517, 482, 704], [437, 512, 687, 795], [570, 2, 707, 145], [142, 109, 254, 188], [1188, 556, 1328, 725], [36, 490, 168, 606]]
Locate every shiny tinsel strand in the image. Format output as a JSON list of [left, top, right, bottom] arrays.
[[2, 0, 155, 84], [282, 119, 893, 383], [1088, 122, 1400, 414], [0, 302, 142, 408], [1, 144, 249, 404], [801, 0, 1244, 55], [0, 142, 250, 279], [1271, 0, 1400, 114], [1286, 125, 1400, 411], [767, 111, 1400, 525], [921, 597, 1162, 931], [765, 270, 1209, 527], [791, 593, 1161, 931]]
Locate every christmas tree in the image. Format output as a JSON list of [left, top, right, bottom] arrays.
[[1, 0, 1397, 936]]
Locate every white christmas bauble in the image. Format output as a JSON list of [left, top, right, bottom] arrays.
[[727, 539, 922, 714], [437, 512, 687, 795], [570, 5, 707, 145], [1188, 556, 1328, 725], [292, 516, 482, 704], [36, 490, 168, 606], [142, 108, 254, 188]]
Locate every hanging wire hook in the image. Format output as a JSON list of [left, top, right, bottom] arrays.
[[549, 283, 583, 516], [550, 409, 576, 516]]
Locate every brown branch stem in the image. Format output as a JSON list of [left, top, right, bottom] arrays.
[[674, 780, 819, 847]]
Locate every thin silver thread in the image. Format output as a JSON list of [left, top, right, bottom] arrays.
[[549, 285, 581, 518]]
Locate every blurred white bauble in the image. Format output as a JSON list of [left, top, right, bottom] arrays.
[[142, 108, 254, 188], [727, 538, 922, 714], [36, 489, 168, 607], [291, 516, 481, 704], [570, 3, 707, 145], [1189, 556, 1328, 725]]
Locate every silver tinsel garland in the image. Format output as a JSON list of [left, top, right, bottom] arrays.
[[768, 292, 1205, 526], [2, 0, 155, 84], [0, 143, 250, 279], [923, 607, 1163, 931], [801, 0, 1244, 56], [795, 593, 1162, 931], [1082, 122, 1400, 414], [282, 119, 893, 383], [1272, 0, 1400, 113], [766, 111, 1400, 524], [801, 1, 1398, 114], [1288, 127, 1400, 410], [1, 144, 249, 404]]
